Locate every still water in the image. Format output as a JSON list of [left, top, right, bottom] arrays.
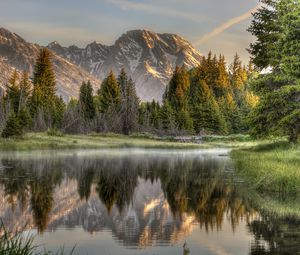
[[0, 149, 299, 255]]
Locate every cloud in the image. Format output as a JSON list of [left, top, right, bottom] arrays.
[[194, 5, 259, 46], [105, 0, 203, 23]]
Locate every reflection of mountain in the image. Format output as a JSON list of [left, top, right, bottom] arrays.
[[0, 150, 299, 253]]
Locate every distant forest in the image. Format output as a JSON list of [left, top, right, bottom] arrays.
[[0, 48, 257, 137]]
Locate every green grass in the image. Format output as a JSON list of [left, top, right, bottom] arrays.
[[231, 141, 300, 193], [0, 132, 210, 151]]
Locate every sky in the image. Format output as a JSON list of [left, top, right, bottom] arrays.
[[0, 0, 259, 64]]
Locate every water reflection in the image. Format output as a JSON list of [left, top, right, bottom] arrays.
[[0, 149, 299, 254]]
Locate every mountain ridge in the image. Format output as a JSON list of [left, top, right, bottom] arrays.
[[0, 27, 202, 102]]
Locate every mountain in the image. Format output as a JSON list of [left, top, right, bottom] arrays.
[[0, 28, 202, 102], [48, 30, 202, 101], [0, 27, 100, 101]]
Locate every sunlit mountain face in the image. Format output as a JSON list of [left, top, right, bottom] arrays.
[[0, 149, 299, 255]]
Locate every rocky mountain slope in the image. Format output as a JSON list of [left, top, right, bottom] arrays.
[[0, 27, 100, 100], [0, 27, 202, 102], [48, 29, 202, 101]]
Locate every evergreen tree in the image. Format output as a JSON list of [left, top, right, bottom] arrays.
[[219, 93, 240, 133], [2, 70, 32, 137], [215, 55, 231, 98], [29, 48, 64, 128], [120, 77, 139, 135], [230, 53, 247, 104], [53, 96, 66, 127], [190, 79, 227, 134], [1, 112, 22, 138], [165, 66, 193, 130], [98, 71, 121, 113], [159, 100, 176, 131], [18, 107, 32, 129], [18, 72, 31, 110], [5, 70, 20, 114], [79, 81, 96, 120], [149, 100, 160, 129], [118, 68, 128, 97], [248, 0, 300, 142]]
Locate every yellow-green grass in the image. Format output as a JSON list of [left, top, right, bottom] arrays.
[[231, 141, 300, 193], [0, 132, 281, 151], [0, 132, 208, 151]]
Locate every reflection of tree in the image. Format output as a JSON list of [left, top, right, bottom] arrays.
[[96, 159, 138, 214], [249, 216, 300, 255], [78, 168, 94, 201], [0, 160, 30, 212], [30, 167, 62, 233], [0, 159, 63, 233]]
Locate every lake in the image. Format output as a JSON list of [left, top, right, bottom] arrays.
[[0, 149, 299, 255]]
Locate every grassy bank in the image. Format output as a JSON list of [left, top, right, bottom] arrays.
[[231, 141, 300, 193], [0, 132, 207, 151], [0, 132, 266, 151]]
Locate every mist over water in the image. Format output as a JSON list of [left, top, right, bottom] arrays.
[[0, 149, 299, 255]]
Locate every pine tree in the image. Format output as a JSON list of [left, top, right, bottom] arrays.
[[5, 70, 20, 114], [79, 81, 96, 120], [165, 66, 193, 130], [2, 70, 32, 137], [121, 77, 139, 135], [98, 71, 121, 113], [118, 68, 128, 97], [219, 93, 240, 133], [18, 71, 31, 110], [159, 100, 176, 131], [190, 79, 227, 134], [248, 0, 300, 143], [18, 107, 32, 129], [149, 100, 160, 129], [29, 48, 63, 128], [1, 112, 22, 138], [215, 55, 231, 98]]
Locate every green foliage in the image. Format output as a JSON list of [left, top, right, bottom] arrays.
[[18, 107, 32, 129], [164, 66, 193, 129], [190, 79, 226, 134], [29, 48, 65, 129], [159, 100, 176, 130], [5, 70, 20, 114], [248, 0, 299, 142], [165, 66, 190, 111], [120, 76, 139, 135], [98, 71, 121, 113], [79, 81, 96, 119], [219, 93, 241, 133], [1, 112, 22, 138]]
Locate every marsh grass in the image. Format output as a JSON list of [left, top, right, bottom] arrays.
[[0, 222, 75, 255], [232, 141, 300, 193], [0, 132, 220, 151]]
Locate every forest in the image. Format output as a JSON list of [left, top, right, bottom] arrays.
[[0, 49, 258, 138]]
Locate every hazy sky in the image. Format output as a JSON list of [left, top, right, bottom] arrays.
[[0, 0, 259, 63]]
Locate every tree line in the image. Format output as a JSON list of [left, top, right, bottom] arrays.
[[0, 48, 257, 137]]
